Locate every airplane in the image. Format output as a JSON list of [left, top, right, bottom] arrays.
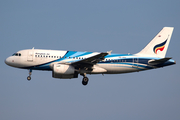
[[5, 27, 176, 85]]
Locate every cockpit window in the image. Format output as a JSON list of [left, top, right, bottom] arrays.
[[12, 53, 17, 56], [12, 53, 21, 56]]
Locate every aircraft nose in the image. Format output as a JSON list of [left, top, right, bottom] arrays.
[[5, 57, 11, 65], [5, 57, 15, 67]]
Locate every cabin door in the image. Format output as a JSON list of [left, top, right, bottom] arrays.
[[27, 50, 34, 62], [133, 58, 139, 67]]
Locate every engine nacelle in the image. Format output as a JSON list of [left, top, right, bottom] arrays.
[[52, 64, 78, 79], [53, 64, 75, 74]]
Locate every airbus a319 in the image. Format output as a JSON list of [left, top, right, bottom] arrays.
[[5, 27, 176, 85]]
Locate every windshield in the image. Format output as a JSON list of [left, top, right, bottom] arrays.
[[12, 53, 21, 56]]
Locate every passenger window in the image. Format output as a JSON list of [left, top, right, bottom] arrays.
[[19, 53, 21, 56]]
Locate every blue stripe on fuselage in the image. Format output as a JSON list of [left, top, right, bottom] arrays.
[[20, 51, 175, 71]]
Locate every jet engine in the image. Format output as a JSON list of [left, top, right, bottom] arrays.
[[52, 64, 78, 79]]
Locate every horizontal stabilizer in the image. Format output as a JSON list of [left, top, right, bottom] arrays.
[[148, 57, 172, 65]]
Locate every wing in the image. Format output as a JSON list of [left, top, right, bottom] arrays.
[[69, 52, 108, 69]]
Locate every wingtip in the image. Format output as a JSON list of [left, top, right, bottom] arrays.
[[107, 50, 112, 55]]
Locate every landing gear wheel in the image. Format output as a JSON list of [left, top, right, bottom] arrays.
[[27, 76, 31, 81], [82, 77, 89, 86], [27, 69, 32, 81]]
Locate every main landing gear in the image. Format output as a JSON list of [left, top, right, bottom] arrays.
[[27, 69, 32, 81], [81, 73, 89, 86]]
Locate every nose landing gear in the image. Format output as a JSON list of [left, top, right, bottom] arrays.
[[27, 69, 32, 81]]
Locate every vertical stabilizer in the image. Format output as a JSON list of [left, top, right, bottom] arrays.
[[136, 27, 174, 58]]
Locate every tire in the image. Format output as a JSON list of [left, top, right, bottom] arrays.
[[27, 76, 31, 81], [82, 77, 89, 85]]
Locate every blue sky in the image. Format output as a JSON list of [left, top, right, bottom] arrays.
[[1, 0, 180, 120]]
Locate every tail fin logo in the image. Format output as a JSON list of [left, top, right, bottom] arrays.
[[153, 39, 167, 54]]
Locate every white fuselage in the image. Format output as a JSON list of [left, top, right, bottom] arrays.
[[5, 49, 175, 75], [4, 27, 176, 85]]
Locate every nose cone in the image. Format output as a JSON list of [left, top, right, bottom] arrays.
[[5, 57, 11, 65], [5, 57, 16, 67]]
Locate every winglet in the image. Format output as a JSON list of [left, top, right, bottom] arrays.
[[107, 50, 112, 55]]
